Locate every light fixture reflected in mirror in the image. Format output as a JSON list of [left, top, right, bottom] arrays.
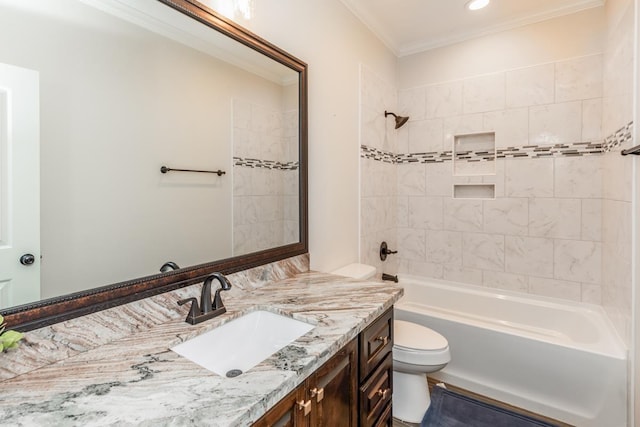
[[204, 0, 255, 20]]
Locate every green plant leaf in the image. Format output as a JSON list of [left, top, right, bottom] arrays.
[[0, 330, 24, 351]]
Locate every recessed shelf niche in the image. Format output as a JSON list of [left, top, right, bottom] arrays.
[[453, 132, 496, 176], [453, 184, 495, 199]]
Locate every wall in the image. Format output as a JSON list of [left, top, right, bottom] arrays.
[[359, 65, 398, 276], [228, 1, 398, 273], [601, 0, 635, 347]]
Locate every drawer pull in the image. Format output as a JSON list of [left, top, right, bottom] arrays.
[[297, 399, 312, 416], [375, 336, 389, 346], [310, 387, 325, 403], [376, 388, 391, 400]]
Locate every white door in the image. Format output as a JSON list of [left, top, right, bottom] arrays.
[[0, 62, 40, 309]]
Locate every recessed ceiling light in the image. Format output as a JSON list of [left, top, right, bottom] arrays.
[[466, 0, 490, 11]]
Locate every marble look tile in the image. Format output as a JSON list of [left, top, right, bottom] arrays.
[[555, 55, 603, 102], [399, 87, 426, 121], [397, 227, 426, 262], [529, 101, 582, 145], [426, 230, 462, 265], [463, 73, 506, 114], [602, 149, 633, 202], [581, 283, 602, 305], [483, 198, 528, 236], [554, 156, 602, 198], [408, 118, 444, 152], [505, 236, 554, 278], [426, 162, 454, 197], [483, 108, 529, 149], [408, 196, 444, 230], [462, 232, 504, 271], [397, 125, 409, 154], [397, 196, 409, 228], [361, 104, 385, 150], [581, 199, 602, 242], [426, 81, 463, 119], [528, 277, 582, 301], [506, 63, 555, 108], [443, 265, 483, 286], [554, 240, 602, 284], [582, 99, 603, 141], [443, 114, 485, 152], [529, 198, 582, 239], [444, 199, 483, 232], [398, 259, 444, 279], [505, 158, 554, 197], [482, 270, 528, 293], [397, 163, 426, 196]]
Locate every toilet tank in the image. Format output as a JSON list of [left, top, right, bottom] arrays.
[[331, 263, 376, 280]]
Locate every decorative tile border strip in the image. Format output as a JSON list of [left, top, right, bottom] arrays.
[[360, 145, 396, 163], [362, 121, 634, 164], [603, 121, 634, 152], [234, 157, 299, 170]]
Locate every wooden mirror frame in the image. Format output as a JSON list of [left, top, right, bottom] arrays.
[[1, 0, 308, 332]]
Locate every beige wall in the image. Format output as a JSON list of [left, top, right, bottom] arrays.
[[399, 7, 605, 89], [231, 1, 397, 272]]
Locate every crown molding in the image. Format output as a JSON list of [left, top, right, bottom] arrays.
[[340, 0, 604, 58]]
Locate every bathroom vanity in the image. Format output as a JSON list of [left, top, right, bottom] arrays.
[[0, 259, 402, 426], [254, 308, 393, 427]]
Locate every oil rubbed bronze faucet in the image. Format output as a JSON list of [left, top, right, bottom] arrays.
[[177, 272, 232, 325]]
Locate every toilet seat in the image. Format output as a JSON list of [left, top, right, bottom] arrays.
[[393, 320, 451, 366], [394, 320, 448, 351]]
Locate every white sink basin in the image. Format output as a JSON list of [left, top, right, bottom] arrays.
[[171, 310, 314, 377]]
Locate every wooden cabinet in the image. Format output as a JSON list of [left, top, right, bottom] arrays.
[[255, 339, 358, 427], [359, 309, 393, 427], [254, 308, 393, 427]]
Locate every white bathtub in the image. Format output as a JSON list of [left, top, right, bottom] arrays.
[[394, 275, 627, 427]]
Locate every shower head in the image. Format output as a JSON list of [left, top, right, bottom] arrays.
[[384, 111, 409, 129]]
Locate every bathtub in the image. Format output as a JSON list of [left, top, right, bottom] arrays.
[[394, 275, 627, 427]]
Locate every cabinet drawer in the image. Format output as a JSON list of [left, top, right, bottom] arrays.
[[373, 403, 392, 427], [359, 353, 393, 427], [359, 308, 393, 381]]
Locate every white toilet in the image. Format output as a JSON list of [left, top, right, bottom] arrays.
[[331, 263, 451, 423]]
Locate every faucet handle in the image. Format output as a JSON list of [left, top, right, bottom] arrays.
[[177, 297, 200, 324]]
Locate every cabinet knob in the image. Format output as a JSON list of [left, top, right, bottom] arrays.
[[297, 399, 311, 416], [376, 388, 391, 400], [310, 387, 324, 403], [375, 336, 389, 346]]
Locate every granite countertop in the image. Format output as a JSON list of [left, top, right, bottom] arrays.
[[0, 271, 402, 426]]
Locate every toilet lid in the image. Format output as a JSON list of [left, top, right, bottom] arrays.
[[394, 320, 448, 351]]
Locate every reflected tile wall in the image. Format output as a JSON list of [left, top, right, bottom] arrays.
[[232, 99, 299, 256]]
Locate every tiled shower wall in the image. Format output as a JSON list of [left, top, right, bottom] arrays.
[[233, 99, 299, 256], [601, 0, 635, 345], [361, 50, 633, 312], [360, 65, 398, 276], [393, 55, 608, 303]]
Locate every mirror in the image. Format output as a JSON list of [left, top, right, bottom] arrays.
[[0, 0, 308, 329]]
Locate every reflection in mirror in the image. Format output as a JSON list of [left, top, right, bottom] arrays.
[[0, 0, 301, 311]]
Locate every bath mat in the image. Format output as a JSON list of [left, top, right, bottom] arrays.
[[421, 386, 559, 427]]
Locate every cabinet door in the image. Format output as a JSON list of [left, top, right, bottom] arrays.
[[310, 338, 358, 427], [253, 385, 309, 427]]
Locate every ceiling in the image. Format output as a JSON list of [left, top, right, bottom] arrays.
[[339, 0, 605, 57]]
